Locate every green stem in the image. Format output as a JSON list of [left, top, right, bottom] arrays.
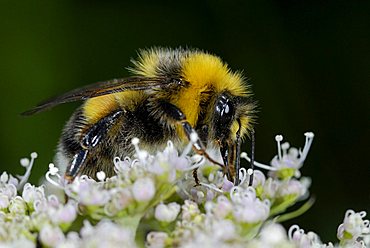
[[116, 213, 143, 234], [274, 197, 315, 223]]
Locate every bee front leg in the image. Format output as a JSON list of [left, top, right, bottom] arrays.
[[65, 149, 89, 182], [181, 120, 225, 168], [64, 110, 123, 182], [158, 101, 225, 172]]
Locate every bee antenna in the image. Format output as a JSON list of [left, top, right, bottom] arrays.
[[248, 129, 255, 186]]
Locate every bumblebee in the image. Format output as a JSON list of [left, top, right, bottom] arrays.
[[23, 47, 256, 185]]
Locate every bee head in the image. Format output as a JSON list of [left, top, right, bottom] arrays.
[[211, 92, 255, 143], [209, 92, 256, 172]]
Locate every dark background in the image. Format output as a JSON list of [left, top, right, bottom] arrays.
[[0, 0, 369, 242]]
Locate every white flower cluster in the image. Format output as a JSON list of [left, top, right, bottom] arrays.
[[288, 209, 369, 248], [0, 133, 368, 248], [147, 187, 271, 247], [57, 220, 136, 248], [0, 166, 77, 247], [337, 210, 370, 247], [46, 140, 196, 224]]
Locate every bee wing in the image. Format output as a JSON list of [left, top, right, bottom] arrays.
[[22, 76, 172, 115]]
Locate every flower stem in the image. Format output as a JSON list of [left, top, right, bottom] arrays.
[[274, 197, 315, 222]]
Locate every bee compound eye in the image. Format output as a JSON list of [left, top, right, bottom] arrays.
[[215, 95, 234, 125], [213, 94, 236, 140]]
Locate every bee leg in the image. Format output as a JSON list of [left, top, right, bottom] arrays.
[[248, 129, 255, 186], [65, 149, 89, 183], [192, 168, 200, 187], [233, 120, 242, 185], [64, 110, 123, 182], [220, 141, 232, 180], [159, 101, 225, 169], [81, 110, 123, 149]]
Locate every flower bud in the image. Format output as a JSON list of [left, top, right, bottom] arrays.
[[8, 196, 27, 215], [132, 177, 155, 202], [55, 203, 77, 224], [154, 202, 180, 222], [0, 194, 9, 209], [22, 183, 45, 205], [260, 223, 288, 245], [39, 225, 65, 247]]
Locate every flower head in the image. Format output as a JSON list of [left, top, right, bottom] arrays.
[[0, 132, 367, 248], [337, 210, 369, 246], [269, 132, 314, 180]]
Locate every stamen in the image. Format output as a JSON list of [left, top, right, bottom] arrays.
[[20, 158, 30, 167], [230, 186, 241, 202], [45, 163, 64, 189], [131, 158, 140, 167], [363, 219, 369, 227], [131, 138, 148, 162], [281, 142, 290, 156], [166, 140, 174, 149], [359, 211, 367, 218], [238, 168, 248, 185], [113, 157, 122, 167], [345, 209, 355, 218], [113, 157, 136, 173], [275, 135, 283, 160], [199, 182, 224, 193], [17, 152, 38, 189], [183, 156, 205, 171], [298, 132, 314, 164], [288, 224, 301, 240], [240, 152, 278, 171]]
